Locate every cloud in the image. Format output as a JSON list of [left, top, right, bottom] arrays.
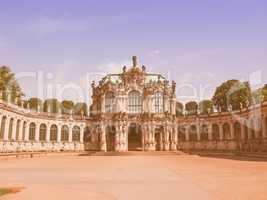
[[26, 16, 93, 37], [149, 49, 160, 57]]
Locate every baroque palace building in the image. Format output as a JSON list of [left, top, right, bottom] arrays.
[[0, 56, 267, 153]]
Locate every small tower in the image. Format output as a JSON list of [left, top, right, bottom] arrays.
[[132, 56, 138, 67]]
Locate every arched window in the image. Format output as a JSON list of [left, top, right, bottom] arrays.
[[50, 125, 58, 142], [15, 120, 21, 140], [234, 122, 241, 140], [0, 116, 6, 140], [200, 124, 209, 141], [128, 91, 142, 114], [61, 125, 69, 142], [189, 125, 197, 141], [39, 124, 47, 141], [29, 122, 36, 141], [178, 126, 186, 142], [223, 123, 230, 140], [154, 92, 163, 113], [212, 124, 220, 141], [105, 92, 116, 113], [73, 126, 80, 142], [8, 118, 14, 140], [83, 126, 91, 143]]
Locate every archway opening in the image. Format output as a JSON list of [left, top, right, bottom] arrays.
[[155, 126, 163, 151], [106, 125, 116, 151], [128, 123, 142, 151]]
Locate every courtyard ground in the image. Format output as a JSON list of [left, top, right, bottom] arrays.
[[0, 154, 267, 200]]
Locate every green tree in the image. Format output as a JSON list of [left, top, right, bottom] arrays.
[[73, 102, 88, 116], [212, 80, 252, 111], [44, 99, 61, 113], [62, 100, 74, 114], [28, 98, 43, 111], [176, 101, 184, 116], [199, 100, 214, 114], [185, 101, 198, 115], [0, 66, 24, 104]]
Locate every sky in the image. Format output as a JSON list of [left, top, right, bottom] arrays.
[[0, 0, 266, 104]]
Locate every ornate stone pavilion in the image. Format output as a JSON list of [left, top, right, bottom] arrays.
[[0, 56, 267, 153], [88, 56, 177, 152]]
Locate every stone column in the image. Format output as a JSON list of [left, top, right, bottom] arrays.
[[170, 125, 177, 151], [208, 123, 213, 141], [80, 126, 84, 143], [230, 123, 234, 140], [219, 124, 223, 141], [11, 119, 17, 141], [68, 125, 73, 143], [262, 116, 266, 138], [46, 124, 50, 142], [57, 125, 62, 143], [100, 125, 107, 152], [164, 126, 170, 151], [24, 122, 30, 142], [35, 123, 40, 142], [196, 124, 201, 141], [3, 117, 10, 141], [18, 120, 24, 141]]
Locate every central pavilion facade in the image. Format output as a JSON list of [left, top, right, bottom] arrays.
[[88, 56, 177, 152]]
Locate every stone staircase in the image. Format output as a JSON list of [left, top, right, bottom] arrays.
[[81, 151, 188, 156]]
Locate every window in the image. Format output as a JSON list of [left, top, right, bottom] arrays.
[[29, 123, 36, 141], [105, 92, 116, 113], [50, 125, 58, 142], [39, 124, 47, 141], [73, 126, 80, 142], [154, 92, 163, 113], [61, 125, 69, 142], [128, 91, 142, 114]]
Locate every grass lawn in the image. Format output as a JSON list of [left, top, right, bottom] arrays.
[[0, 187, 22, 197], [0, 188, 10, 196]]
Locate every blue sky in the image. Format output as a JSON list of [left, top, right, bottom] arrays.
[[0, 0, 266, 103]]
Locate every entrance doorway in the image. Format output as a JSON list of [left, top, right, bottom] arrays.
[[106, 126, 116, 151], [155, 126, 163, 151], [128, 123, 142, 151]]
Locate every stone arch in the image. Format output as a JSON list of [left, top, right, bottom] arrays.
[[222, 123, 230, 140], [29, 122, 36, 141], [50, 124, 58, 142], [155, 125, 164, 151], [254, 118, 262, 139], [8, 118, 14, 140], [178, 126, 186, 142], [0, 116, 7, 140], [39, 123, 47, 142], [188, 124, 197, 141], [73, 126, 80, 142], [61, 125, 69, 142], [200, 124, 209, 141], [233, 122, 241, 140], [15, 119, 21, 140], [83, 126, 91, 143], [106, 125, 116, 151], [212, 124, 220, 141]]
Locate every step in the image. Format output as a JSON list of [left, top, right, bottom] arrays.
[[81, 151, 188, 156]]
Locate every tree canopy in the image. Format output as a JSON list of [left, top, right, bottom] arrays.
[[199, 100, 214, 114], [0, 66, 24, 104], [185, 101, 198, 115], [212, 80, 252, 111]]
